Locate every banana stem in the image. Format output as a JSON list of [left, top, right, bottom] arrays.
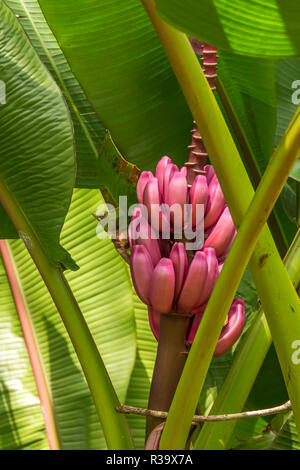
[[146, 314, 189, 439]]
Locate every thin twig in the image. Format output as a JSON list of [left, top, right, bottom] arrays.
[[116, 401, 292, 424]]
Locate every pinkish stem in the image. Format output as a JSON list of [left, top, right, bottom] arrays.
[[146, 313, 189, 440], [0, 240, 62, 450]]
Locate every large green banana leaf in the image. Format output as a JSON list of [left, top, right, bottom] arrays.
[[156, 0, 300, 57], [5, 0, 105, 190], [0, 0, 75, 267], [0, 0, 138, 242], [0, 188, 136, 449], [37, 0, 193, 172]]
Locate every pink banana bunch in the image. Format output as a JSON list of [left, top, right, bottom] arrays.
[[129, 156, 245, 356]]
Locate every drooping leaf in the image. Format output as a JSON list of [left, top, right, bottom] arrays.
[[0, 0, 75, 267], [156, 0, 300, 57], [5, 0, 106, 189], [37, 0, 192, 172], [6, 0, 146, 210], [0, 189, 136, 449]]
